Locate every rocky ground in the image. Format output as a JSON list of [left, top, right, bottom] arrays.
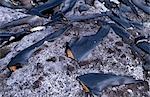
[[0, 0, 150, 97]]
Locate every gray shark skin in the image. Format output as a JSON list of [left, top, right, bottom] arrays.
[[28, 0, 64, 18], [66, 25, 110, 61], [0, 16, 43, 29], [118, 0, 138, 15], [109, 23, 131, 43], [143, 55, 150, 71], [7, 24, 72, 72], [135, 36, 150, 55], [109, 23, 147, 57], [109, 23, 148, 55], [131, 0, 150, 14], [107, 11, 143, 29], [67, 13, 107, 22], [136, 41, 150, 55], [61, 0, 77, 14], [110, 24, 150, 73], [77, 73, 143, 96], [51, 0, 77, 21]]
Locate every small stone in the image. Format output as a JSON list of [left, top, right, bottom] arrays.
[[59, 56, 65, 61], [32, 80, 42, 89], [34, 48, 43, 55], [39, 76, 44, 81], [115, 41, 124, 46], [120, 54, 126, 58], [32, 77, 43, 89], [107, 48, 115, 54], [67, 65, 75, 72], [46, 57, 57, 62], [115, 47, 121, 52]]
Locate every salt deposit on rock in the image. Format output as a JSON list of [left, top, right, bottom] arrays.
[[0, 0, 150, 97]]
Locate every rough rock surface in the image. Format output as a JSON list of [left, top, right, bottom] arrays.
[[0, 0, 150, 97]]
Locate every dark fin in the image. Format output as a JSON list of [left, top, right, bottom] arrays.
[[66, 25, 110, 61], [109, 23, 131, 43], [67, 13, 107, 22], [77, 73, 145, 96], [118, 0, 139, 16], [27, 0, 64, 17], [51, 0, 77, 21], [7, 24, 72, 75], [107, 11, 131, 28], [129, 44, 146, 59], [131, 0, 150, 14], [0, 16, 42, 29], [143, 54, 150, 72]]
